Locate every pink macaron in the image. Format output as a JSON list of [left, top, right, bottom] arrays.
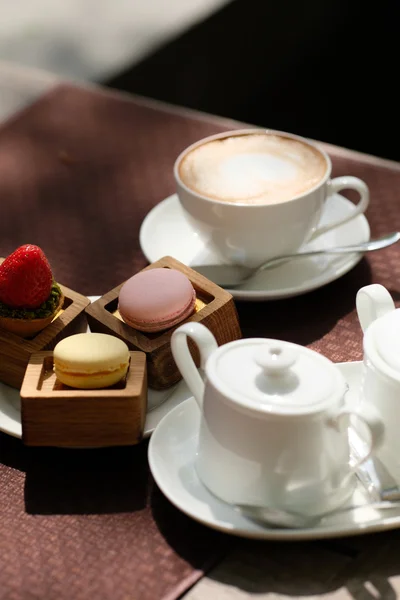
[[118, 268, 196, 333]]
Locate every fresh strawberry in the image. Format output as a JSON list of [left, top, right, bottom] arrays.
[[0, 244, 53, 309]]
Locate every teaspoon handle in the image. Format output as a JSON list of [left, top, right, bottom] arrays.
[[238, 499, 400, 529], [257, 232, 400, 273]]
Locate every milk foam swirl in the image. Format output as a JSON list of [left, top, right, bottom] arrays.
[[178, 134, 327, 204]]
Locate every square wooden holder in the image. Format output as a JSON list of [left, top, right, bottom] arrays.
[[0, 283, 91, 390], [85, 256, 242, 390], [20, 351, 147, 447]]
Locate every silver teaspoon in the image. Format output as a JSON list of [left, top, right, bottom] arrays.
[[236, 499, 400, 529], [193, 232, 400, 288]]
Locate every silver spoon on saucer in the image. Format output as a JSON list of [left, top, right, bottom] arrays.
[[193, 232, 400, 288], [236, 499, 400, 529]]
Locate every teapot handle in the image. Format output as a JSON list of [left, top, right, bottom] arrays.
[[356, 284, 395, 332], [171, 322, 218, 409], [331, 402, 385, 472]]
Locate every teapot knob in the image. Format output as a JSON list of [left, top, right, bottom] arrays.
[[254, 344, 298, 376]]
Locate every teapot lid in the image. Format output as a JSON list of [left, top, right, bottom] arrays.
[[207, 338, 346, 416], [367, 309, 400, 374]]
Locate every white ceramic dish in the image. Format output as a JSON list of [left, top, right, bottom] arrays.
[[0, 376, 192, 441], [148, 361, 400, 541], [139, 193, 370, 301], [0, 296, 193, 441]]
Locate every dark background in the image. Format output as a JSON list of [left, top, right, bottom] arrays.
[[105, 0, 400, 161]]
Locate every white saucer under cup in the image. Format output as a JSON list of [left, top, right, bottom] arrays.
[[139, 194, 370, 301]]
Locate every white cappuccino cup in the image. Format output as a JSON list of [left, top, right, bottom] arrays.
[[174, 129, 369, 267]]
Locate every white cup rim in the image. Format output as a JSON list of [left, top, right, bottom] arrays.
[[174, 127, 332, 208]]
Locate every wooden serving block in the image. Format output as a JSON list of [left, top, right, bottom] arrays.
[[85, 256, 242, 389], [0, 277, 90, 389], [20, 351, 147, 447]]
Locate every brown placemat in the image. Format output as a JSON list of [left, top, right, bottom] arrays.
[[0, 438, 226, 600], [0, 84, 241, 600], [0, 83, 400, 599]]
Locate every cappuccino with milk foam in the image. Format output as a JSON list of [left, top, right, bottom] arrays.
[[178, 133, 327, 205]]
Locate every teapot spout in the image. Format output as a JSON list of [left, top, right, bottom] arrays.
[[356, 284, 395, 332]]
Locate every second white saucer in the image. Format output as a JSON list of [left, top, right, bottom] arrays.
[[140, 194, 370, 301], [0, 376, 192, 442], [0, 296, 193, 443], [148, 361, 400, 541]]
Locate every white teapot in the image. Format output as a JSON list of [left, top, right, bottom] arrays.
[[171, 323, 384, 516], [356, 283, 400, 478]]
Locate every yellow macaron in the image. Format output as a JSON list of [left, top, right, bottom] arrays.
[[53, 333, 130, 389]]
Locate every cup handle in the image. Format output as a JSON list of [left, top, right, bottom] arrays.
[[356, 284, 395, 332], [171, 322, 218, 409], [310, 176, 369, 240], [331, 403, 385, 471]]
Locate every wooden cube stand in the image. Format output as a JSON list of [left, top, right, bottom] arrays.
[[20, 351, 147, 447], [85, 256, 242, 390], [0, 284, 91, 389]]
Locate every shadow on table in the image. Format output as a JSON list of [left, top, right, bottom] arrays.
[[149, 481, 231, 571], [206, 532, 400, 599], [387, 289, 400, 304], [24, 441, 149, 515], [0, 433, 27, 472], [237, 258, 372, 346]]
